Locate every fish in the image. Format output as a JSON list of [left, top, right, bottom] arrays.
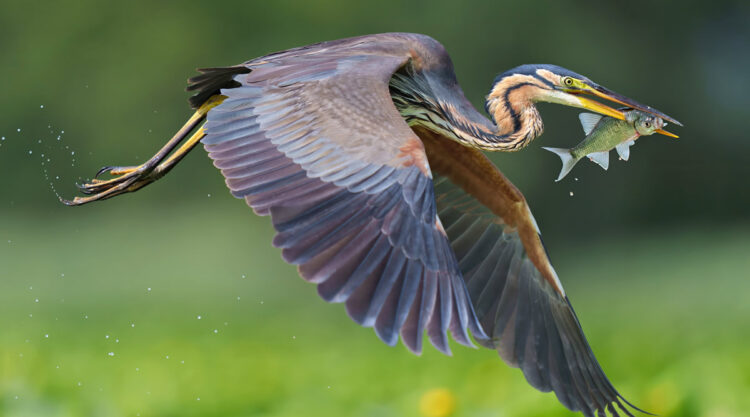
[[543, 110, 670, 182]]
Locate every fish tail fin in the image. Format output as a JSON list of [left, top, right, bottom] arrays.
[[542, 147, 578, 182]]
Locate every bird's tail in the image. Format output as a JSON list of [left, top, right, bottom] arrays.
[[542, 147, 578, 182]]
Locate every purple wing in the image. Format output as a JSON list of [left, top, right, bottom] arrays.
[[432, 173, 646, 417], [195, 40, 485, 355]]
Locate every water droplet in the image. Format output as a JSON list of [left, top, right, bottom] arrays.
[[40, 105, 44, 109], [197, 315, 202, 320], [44, 334, 49, 338], [147, 287, 151, 292], [77, 382, 82, 387], [165, 355, 169, 359], [34, 298, 39, 303], [241, 274, 246, 279], [569, 191, 574, 197], [17, 128, 21, 132], [207, 193, 211, 197], [131, 323, 135, 328], [107, 352, 114, 357], [213, 329, 218, 334], [105, 335, 109, 339], [28, 150, 32, 154]]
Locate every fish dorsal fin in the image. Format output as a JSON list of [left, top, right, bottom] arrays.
[[578, 113, 604, 135], [587, 151, 610, 170], [615, 139, 636, 161]]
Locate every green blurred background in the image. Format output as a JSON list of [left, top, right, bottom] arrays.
[[1, 0, 749, 416]]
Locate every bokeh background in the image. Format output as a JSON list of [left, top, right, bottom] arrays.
[[1, 1, 748, 416]]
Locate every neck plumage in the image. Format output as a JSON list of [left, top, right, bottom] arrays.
[[391, 72, 546, 151], [469, 74, 546, 151]]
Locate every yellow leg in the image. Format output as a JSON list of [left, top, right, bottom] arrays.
[[61, 95, 225, 206]]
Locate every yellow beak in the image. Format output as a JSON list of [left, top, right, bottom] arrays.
[[571, 84, 682, 138], [577, 96, 628, 121]]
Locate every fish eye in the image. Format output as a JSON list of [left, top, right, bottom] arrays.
[[644, 121, 651, 128]]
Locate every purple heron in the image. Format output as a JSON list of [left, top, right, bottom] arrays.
[[63, 33, 681, 416]]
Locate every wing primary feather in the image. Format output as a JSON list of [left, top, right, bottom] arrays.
[[399, 279, 425, 354], [325, 233, 393, 302], [365, 252, 407, 327], [427, 273, 453, 355], [392, 261, 423, 341], [316, 222, 381, 301], [514, 260, 543, 385], [346, 247, 393, 325], [374, 274, 405, 346], [447, 272, 474, 347], [559, 312, 619, 412]]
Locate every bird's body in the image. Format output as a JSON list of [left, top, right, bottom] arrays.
[[63, 33, 681, 417]]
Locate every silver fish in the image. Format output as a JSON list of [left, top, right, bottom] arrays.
[[543, 110, 672, 182]]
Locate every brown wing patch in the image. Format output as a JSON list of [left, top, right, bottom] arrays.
[[415, 126, 562, 294], [397, 137, 431, 176]]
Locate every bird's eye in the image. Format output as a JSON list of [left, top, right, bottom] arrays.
[[563, 77, 574, 87]]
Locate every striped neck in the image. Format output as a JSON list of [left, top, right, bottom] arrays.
[[479, 74, 548, 150], [390, 72, 547, 151]]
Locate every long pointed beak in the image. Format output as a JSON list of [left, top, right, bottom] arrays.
[[587, 84, 683, 126], [567, 83, 682, 138]]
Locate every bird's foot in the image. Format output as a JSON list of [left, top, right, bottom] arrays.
[[60, 161, 162, 206]]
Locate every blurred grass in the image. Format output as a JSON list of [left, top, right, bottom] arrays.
[[1, 205, 748, 417]]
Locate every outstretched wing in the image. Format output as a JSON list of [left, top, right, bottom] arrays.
[[419, 128, 644, 417], [192, 36, 485, 355]]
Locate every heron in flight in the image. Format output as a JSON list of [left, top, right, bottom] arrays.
[[63, 33, 681, 417]]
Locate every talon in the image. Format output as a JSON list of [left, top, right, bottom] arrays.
[[95, 166, 114, 178]]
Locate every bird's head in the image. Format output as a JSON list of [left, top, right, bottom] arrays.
[[487, 64, 681, 138]]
